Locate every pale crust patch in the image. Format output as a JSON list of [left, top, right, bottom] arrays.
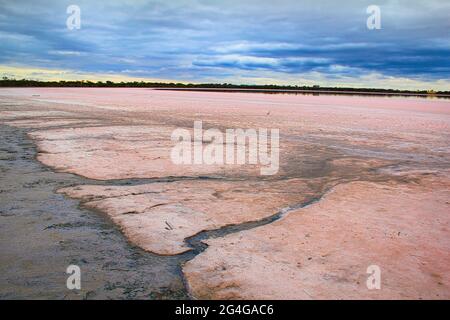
[[183, 177, 450, 299], [59, 179, 319, 255]]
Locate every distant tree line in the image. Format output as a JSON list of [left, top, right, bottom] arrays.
[[0, 77, 448, 95]]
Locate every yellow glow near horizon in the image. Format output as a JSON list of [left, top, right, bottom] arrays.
[[0, 65, 178, 83]]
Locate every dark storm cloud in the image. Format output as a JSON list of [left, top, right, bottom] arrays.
[[0, 0, 449, 83]]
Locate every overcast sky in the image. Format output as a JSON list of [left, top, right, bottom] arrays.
[[0, 0, 449, 89]]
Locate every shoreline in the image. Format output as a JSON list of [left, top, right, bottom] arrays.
[[0, 122, 337, 300], [0, 124, 189, 299]]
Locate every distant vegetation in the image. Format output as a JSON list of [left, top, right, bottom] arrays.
[[1, 77, 448, 96]]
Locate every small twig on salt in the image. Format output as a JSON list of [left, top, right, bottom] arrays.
[[165, 221, 174, 230]]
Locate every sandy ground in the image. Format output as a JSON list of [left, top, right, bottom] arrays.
[[0, 87, 449, 299]]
